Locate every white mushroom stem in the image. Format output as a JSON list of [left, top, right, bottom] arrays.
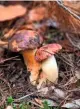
[[37, 55, 58, 89], [6, 106, 13, 109], [42, 55, 58, 83]]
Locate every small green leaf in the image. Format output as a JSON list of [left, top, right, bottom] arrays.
[[13, 104, 17, 109], [41, 101, 51, 109], [7, 96, 14, 104], [19, 103, 26, 109]]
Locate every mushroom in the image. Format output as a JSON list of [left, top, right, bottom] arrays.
[[6, 106, 13, 109], [8, 30, 62, 88], [35, 43, 62, 89], [8, 30, 43, 86]]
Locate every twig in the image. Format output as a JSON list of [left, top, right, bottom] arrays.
[[0, 77, 11, 95], [14, 87, 48, 101], [0, 40, 8, 46], [59, 93, 71, 107], [63, 76, 77, 87], [29, 100, 43, 108], [67, 87, 80, 93], [58, 55, 73, 67], [66, 33, 80, 49], [0, 40, 8, 49], [0, 87, 6, 106], [0, 56, 19, 64], [42, 50, 73, 67]]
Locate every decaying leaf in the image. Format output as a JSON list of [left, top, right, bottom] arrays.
[[63, 1, 80, 16], [0, 48, 4, 62], [35, 98, 58, 107], [52, 86, 65, 99], [75, 70, 80, 79], [44, 1, 80, 34], [0, 4, 26, 21], [62, 99, 80, 109], [28, 7, 48, 23]]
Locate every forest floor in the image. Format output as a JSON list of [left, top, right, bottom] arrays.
[[0, 28, 80, 109], [0, 1, 80, 109]]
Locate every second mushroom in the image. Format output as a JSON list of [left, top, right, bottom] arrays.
[[8, 29, 62, 89]]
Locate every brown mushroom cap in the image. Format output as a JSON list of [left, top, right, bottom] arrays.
[[35, 43, 62, 62], [8, 30, 43, 52]]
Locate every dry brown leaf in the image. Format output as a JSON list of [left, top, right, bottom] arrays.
[[27, 2, 80, 34], [28, 7, 48, 23], [62, 99, 80, 108], [35, 98, 58, 107], [63, 1, 80, 16], [48, 2, 80, 34], [0, 4, 26, 21]]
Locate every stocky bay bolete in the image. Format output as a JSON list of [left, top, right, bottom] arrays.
[[8, 30, 62, 88], [8, 30, 43, 86], [35, 44, 62, 88]]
